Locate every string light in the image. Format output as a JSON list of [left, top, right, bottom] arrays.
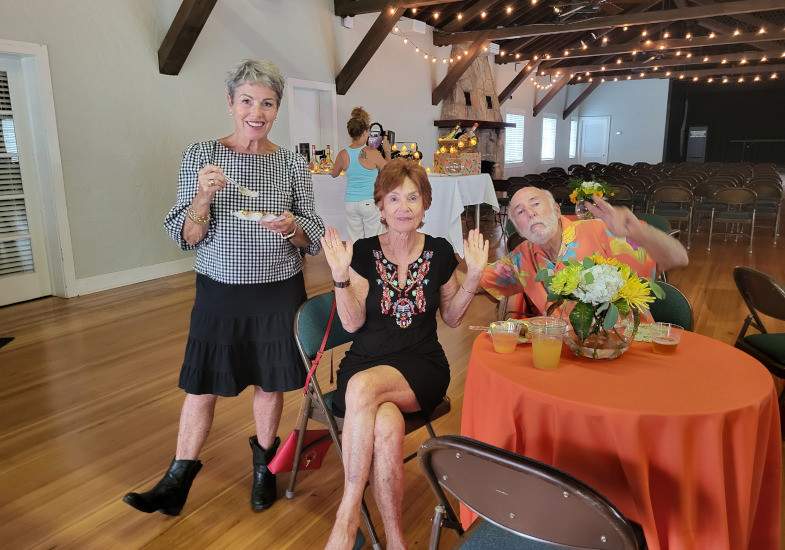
[[761, 56, 768, 62], [614, 77, 619, 81], [411, 7, 417, 14], [506, 5, 513, 14], [676, 50, 682, 56], [457, 12, 463, 20], [663, 32, 670, 39], [754, 75, 761, 81], [640, 72, 645, 77], [431, 57, 436, 63], [616, 58, 622, 64], [588, 77, 593, 82], [709, 32, 716, 39], [515, 53, 521, 59], [703, 56, 709, 62], [577, 75, 582, 81], [686, 32, 692, 39], [758, 27, 767, 34], [480, 10, 487, 18], [641, 30, 648, 37], [500, 50, 506, 57], [693, 76, 699, 82], [602, 37, 609, 45], [773, 73, 779, 79], [738, 77, 744, 83], [564, 49, 570, 56], [544, 53, 551, 59], [626, 75, 631, 80], [601, 77, 606, 82], [632, 49, 639, 55], [740, 58, 748, 65], [531, 0, 537, 5], [581, 41, 588, 50], [679, 74, 685, 80], [721, 58, 728, 64], [665, 71, 672, 76], [388, 7, 395, 15], [722, 77, 729, 83], [432, 11, 439, 20], [686, 53, 692, 59], [733, 29, 741, 36], [403, 38, 408, 44], [623, 26, 628, 31], [533, 55, 539, 60], [393, 26, 399, 33], [708, 77, 714, 83]]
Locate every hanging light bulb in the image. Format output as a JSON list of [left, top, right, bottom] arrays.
[[614, 77, 619, 81], [702, 56, 709, 62], [500, 50, 506, 57], [581, 41, 588, 50], [641, 29, 648, 37], [626, 75, 631, 80], [738, 77, 744, 83], [431, 57, 436, 63], [432, 11, 439, 20], [708, 77, 714, 83], [506, 5, 513, 14], [758, 27, 766, 34], [676, 50, 682, 56], [693, 76, 699, 82], [679, 74, 685, 79], [721, 58, 728, 64], [616, 58, 622, 64], [665, 71, 672, 76], [685, 32, 692, 39], [632, 49, 639, 55], [754, 75, 761, 82], [601, 65, 606, 71], [740, 58, 748, 64], [515, 53, 521, 59], [640, 72, 645, 77], [393, 26, 399, 33], [457, 12, 463, 20], [411, 7, 417, 14], [564, 49, 570, 56], [733, 29, 741, 36], [602, 37, 609, 45], [709, 32, 716, 39], [686, 53, 692, 58], [772, 73, 779, 79], [415, 47, 419, 52], [533, 55, 539, 60], [663, 32, 670, 39], [588, 77, 593, 82], [722, 77, 729, 83], [761, 55, 768, 62], [645, 39, 653, 46], [404, 38, 408, 44], [423, 54, 428, 59]]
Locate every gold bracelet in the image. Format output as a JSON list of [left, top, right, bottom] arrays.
[[187, 207, 210, 225]]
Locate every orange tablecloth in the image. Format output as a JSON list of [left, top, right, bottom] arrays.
[[460, 331, 782, 550]]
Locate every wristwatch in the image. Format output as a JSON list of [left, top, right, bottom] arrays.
[[334, 280, 350, 288], [282, 226, 297, 239]]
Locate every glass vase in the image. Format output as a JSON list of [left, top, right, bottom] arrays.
[[563, 311, 637, 360], [575, 200, 593, 220]]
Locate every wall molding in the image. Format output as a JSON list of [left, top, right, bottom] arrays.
[[76, 257, 194, 296]]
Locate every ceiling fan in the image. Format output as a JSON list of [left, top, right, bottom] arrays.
[[552, 0, 636, 18]]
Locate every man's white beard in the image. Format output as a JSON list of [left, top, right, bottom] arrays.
[[521, 209, 560, 246]]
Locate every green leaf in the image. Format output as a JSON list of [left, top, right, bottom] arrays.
[[569, 302, 595, 341], [603, 303, 619, 330], [582, 257, 594, 269], [546, 300, 564, 316], [546, 292, 561, 302], [615, 300, 630, 316], [649, 280, 665, 300], [633, 308, 641, 333], [584, 271, 594, 285]]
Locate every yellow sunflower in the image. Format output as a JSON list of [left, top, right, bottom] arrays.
[[569, 190, 579, 204], [550, 265, 581, 295]]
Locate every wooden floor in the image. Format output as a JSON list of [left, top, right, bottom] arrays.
[[1, 218, 784, 550]]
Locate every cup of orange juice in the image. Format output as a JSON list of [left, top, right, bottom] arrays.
[[489, 321, 522, 353], [651, 322, 683, 354], [528, 317, 567, 370]]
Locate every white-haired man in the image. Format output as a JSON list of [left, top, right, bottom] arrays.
[[481, 186, 688, 315]]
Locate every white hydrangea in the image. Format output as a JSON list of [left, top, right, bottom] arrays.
[[573, 264, 624, 305], [580, 181, 602, 193]]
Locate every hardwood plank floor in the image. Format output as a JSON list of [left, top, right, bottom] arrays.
[[1, 218, 783, 549]]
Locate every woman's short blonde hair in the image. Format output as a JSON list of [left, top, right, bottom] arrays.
[[226, 59, 285, 106]]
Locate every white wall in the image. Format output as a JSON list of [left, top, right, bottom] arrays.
[[494, 64, 670, 177], [0, 0, 449, 284], [566, 79, 670, 165]]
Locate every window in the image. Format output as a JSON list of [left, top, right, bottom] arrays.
[[569, 119, 578, 159], [463, 91, 472, 106], [540, 116, 557, 162], [504, 112, 525, 164]]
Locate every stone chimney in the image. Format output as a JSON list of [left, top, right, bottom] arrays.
[[439, 46, 505, 178]]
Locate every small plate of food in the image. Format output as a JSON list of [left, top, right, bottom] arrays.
[[232, 210, 283, 223]]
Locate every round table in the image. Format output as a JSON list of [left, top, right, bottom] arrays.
[[460, 331, 782, 550]]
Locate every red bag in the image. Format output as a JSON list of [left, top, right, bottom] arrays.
[[268, 429, 332, 474], [268, 300, 337, 475]]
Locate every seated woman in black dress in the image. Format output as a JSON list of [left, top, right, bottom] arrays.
[[320, 159, 489, 550]]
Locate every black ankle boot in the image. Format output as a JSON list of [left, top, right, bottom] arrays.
[[123, 458, 202, 516], [249, 435, 280, 511]]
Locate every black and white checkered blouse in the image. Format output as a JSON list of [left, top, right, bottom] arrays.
[[164, 140, 325, 284]]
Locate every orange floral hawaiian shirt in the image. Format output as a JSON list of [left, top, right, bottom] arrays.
[[482, 216, 658, 315]]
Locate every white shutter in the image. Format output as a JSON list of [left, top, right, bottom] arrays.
[[504, 113, 525, 164], [569, 119, 578, 159], [0, 70, 34, 278], [541, 116, 557, 161]]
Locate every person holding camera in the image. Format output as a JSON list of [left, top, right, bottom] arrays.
[[330, 107, 390, 241]]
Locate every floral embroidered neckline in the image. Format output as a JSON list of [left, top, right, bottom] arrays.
[[373, 237, 433, 329]]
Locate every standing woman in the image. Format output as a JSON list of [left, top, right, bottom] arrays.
[[330, 107, 389, 241], [123, 60, 324, 516]]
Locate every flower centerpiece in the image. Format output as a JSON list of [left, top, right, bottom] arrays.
[[536, 256, 665, 359], [568, 178, 614, 219]]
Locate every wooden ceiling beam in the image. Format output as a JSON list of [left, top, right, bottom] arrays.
[[441, 0, 504, 33], [335, 5, 403, 95], [431, 34, 491, 105], [563, 80, 601, 119], [158, 0, 217, 75], [532, 73, 571, 117], [687, 0, 785, 49], [334, 0, 461, 17], [547, 49, 782, 76], [498, 61, 540, 104], [433, 0, 785, 45], [577, 62, 785, 82], [513, 29, 785, 62]]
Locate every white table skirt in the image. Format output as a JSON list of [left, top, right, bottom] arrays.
[[312, 173, 498, 257]]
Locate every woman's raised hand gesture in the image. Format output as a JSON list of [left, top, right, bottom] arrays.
[[320, 227, 353, 281], [463, 228, 489, 278]]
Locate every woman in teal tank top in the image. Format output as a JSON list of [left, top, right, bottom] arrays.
[[331, 107, 389, 241]]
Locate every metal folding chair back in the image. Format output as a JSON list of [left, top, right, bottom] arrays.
[[708, 188, 757, 253], [419, 436, 645, 550], [649, 282, 694, 331]]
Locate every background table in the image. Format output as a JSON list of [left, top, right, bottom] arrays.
[[460, 332, 782, 550], [312, 173, 498, 256]]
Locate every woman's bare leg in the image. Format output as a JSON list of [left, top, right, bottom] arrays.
[[369, 402, 407, 550], [252, 387, 283, 448], [175, 393, 218, 459], [325, 366, 419, 550]]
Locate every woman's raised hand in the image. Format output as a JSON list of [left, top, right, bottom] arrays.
[[464, 228, 489, 277], [320, 227, 353, 281], [196, 164, 226, 204]]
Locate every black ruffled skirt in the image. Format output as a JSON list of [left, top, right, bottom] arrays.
[[178, 272, 307, 396]]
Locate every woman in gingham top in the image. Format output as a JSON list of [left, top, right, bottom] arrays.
[[123, 60, 324, 517]]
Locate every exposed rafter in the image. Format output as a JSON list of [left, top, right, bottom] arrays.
[[440, 0, 503, 33], [158, 0, 217, 75], [335, 5, 403, 95], [431, 35, 491, 105], [498, 61, 540, 104], [563, 80, 601, 119], [577, 62, 785, 82], [433, 0, 785, 45], [516, 29, 785, 62], [533, 74, 571, 117], [547, 49, 783, 76], [334, 0, 461, 17]]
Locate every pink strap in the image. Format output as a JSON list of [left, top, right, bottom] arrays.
[[302, 299, 337, 395]]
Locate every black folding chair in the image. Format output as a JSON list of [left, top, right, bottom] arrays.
[[419, 435, 646, 550]]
